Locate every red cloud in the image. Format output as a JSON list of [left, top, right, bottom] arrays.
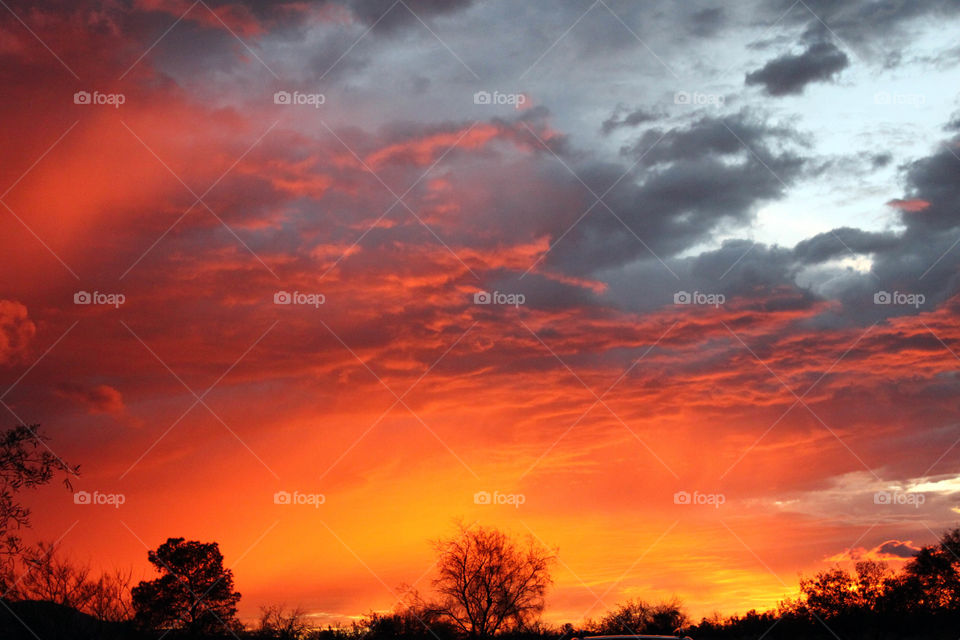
[[887, 198, 931, 212], [56, 383, 125, 415], [0, 300, 35, 366], [365, 124, 503, 168]]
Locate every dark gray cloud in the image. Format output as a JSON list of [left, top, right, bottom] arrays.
[[544, 110, 807, 276], [687, 7, 726, 37], [770, 0, 960, 41], [793, 228, 899, 265], [745, 40, 849, 96], [588, 117, 960, 325], [764, 0, 960, 67], [702, 132, 960, 319], [346, 0, 475, 32], [877, 539, 921, 558], [872, 152, 894, 168], [601, 105, 662, 135], [199, 0, 475, 31], [857, 135, 960, 307], [898, 140, 960, 233]]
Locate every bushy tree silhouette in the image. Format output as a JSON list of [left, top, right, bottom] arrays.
[[589, 598, 688, 635], [360, 607, 457, 640], [131, 537, 241, 636], [901, 527, 960, 612], [799, 567, 857, 619]]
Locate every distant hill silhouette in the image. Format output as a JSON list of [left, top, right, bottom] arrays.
[[0, 600, 129, 640]]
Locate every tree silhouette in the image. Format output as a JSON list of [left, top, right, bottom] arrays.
[[1, 540, 132, 622], [688, 528, 960, 640], [798, 567, 857, 620], [0, 424, 78, 566], [852, 559, 890, 611], [257, 604, 309, 640], [131, 537, 241, 636], [431, 524, 555, 639], [909, 527, 960, 608], [590, 598, 688, 635]]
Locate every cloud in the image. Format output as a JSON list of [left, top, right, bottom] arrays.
[[895, 136, 960, 232], [601, 105, 661, 135], [764, 0, 960, 66], [827, 539, 921, 564], [745, 40, 849, 96], [544, 110, 807, 275], [128, 0, 475, 37], [4, 0, 960, 624], [687, 7, 726, 38], [56, 383, 126, 415], [346, 0, 475, 32], [887, 198, 931, 213], [0, 300, 35, 366], [876, 539, 921, 558]]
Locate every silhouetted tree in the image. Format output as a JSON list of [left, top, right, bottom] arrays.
[[132, 537, 241, 636], [853, 560, 891, 611], [687, 529, 960, 640], [356, 586, 457, 640], [0, 541, 133, 640], [902, 528, 960, 612], [431, 524, 555, 638], [87, 567, 134, 623], [0, 425, 78, 567], [361, 608, 456, 640], [799, 567, 857, 620], [589, 598, 688, 635], [258, 604, 310, 639], [5, 541, 96, 611]]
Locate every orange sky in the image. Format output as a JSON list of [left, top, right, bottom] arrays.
[[2, 0, 959, 628]]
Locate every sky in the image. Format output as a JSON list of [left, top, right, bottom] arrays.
[[2, 0, 960, 627]]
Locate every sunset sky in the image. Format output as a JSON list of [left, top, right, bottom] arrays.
[[3, 0, 960, 627]]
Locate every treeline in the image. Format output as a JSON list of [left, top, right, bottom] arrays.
[[4, 425, 960, 639], [11, 525, 960, 640], [689, 527, 960, 640]]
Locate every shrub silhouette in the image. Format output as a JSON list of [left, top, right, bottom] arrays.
[[1, 541, 132, 622], [588, 598, 688, 635]]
